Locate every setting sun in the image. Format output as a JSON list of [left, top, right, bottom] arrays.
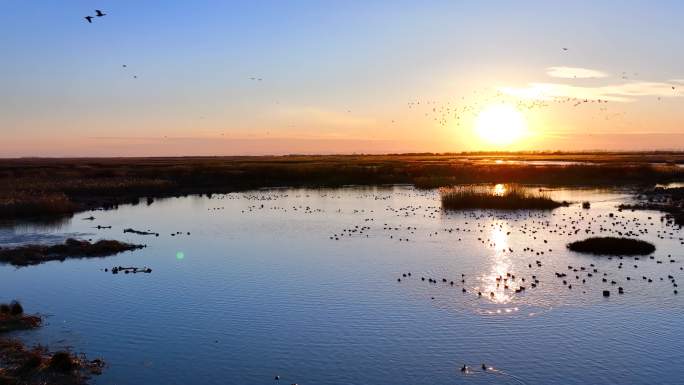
[[474, 104, 528, 146]]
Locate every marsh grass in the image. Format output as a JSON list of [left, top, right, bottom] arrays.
[[1, 154, 683, 221], [0, 339, 104, 385], [0, 301, 41, 333], [440, 185, 567, 210], [1, 302, 105, 384], [0, 239, 145, 267], [0, 193, 76, 219]]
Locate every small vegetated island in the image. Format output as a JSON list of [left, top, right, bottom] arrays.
[[567, 237, 656, 256], [0, 238, 144, 267], [440, 185, 568, 210]]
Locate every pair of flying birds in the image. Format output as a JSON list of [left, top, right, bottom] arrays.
[[84, 10, 106, 23]]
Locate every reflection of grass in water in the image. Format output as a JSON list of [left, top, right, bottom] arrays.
[[440, 185, 567, 210]]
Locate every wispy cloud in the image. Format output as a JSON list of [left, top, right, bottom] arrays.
[[546, 66, 609, 79], [500, 81, 681, 103]]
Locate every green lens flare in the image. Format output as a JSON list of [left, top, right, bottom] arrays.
[[176, 251, 185, 260]]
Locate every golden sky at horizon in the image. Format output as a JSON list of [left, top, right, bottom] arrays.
[[2, 1, 683, 157]]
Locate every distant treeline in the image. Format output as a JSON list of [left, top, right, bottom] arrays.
[[1, 153, 683, 220]]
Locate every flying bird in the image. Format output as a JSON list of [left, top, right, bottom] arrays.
[[84, 16, 93, 23], [95, 10, 106, 17], [562, 47, 568, 51]]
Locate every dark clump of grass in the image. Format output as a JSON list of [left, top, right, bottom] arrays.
[[0, 339, 104, 385], [567, 237, 656, 256], [15, 347, 43, 375], [49, 351, 76, 373], [440, 185, 567, 210], [1, 302, 105, 385], [9, 302, 23, 316], [0, 239, 145, 267], [0, 301, 41, 333]]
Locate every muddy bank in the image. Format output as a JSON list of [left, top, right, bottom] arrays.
[[0, 302, 41, 334], [619, 186, 684, 227], [0, 239, 145, 267], [0, 301, 104, 385]]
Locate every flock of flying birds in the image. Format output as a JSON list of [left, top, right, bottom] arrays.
[[83, 9, 106, 24], [78, 9, 679, 135]]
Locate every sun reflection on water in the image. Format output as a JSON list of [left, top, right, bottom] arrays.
[[476, 220, 522, 305]]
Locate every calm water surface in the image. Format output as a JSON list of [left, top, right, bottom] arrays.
[[1, 186, 683, 385]]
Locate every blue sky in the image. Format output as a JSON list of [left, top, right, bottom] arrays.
[[2, 1, 684, 156]]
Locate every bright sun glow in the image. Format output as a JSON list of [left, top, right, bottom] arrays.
[[474, 104, 528, 146]]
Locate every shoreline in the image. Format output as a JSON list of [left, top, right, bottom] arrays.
[[0, 302, 104, 385], [1, 154, 683, 223]]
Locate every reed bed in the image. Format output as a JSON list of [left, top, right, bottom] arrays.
[[440, 185, 567, 210], [0, 193, 76, 219]]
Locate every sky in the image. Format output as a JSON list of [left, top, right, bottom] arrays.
[[2, 0, 684, 157]]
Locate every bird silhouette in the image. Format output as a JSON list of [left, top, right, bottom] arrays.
[[84, 16, 94, 23], [95, 10, 106, 17]]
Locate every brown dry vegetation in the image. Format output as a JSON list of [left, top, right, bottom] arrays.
[[0, 152, 683, 221], [440, 185, 567, 210], [0, 301, 104, 385], [0, 239, 145, 267], [0, 302, 41, 334]]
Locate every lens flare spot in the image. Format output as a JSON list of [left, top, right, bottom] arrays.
[[176, 251, 185, 260]]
